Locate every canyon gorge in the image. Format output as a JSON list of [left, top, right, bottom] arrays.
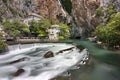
[[0, 0, 120, 37]]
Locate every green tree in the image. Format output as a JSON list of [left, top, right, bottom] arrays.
[[58, 23, 71, 39], [38, 19, 51, 28], [12, 20, 30, 36], [0, 33, 3, 39], [29, 19, 51, 37], [29, 20, 39, 33], [2, 20, 29, 37], [29, 19, 71, 39], [95, 7, 103, 17], [107, 4, 116, 15], [2, 20, 12, 36], [0, 40, 8, 52], [95, 12, 120, 47]]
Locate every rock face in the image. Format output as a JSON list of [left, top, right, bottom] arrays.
[[62, 0, 120, 37], [98, 0, 120, 24], [36, 0, 66, 20], [71, 0, 100, 37], [34, 0, 100, 37], [44, 51, 54, 58], [100, 0, 120, 11], [0, 0, 37, 23], [35, 0, 120, 37], [0, 0, 120, 37]]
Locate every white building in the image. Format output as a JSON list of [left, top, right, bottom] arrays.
[[48, 25, 60, 41]]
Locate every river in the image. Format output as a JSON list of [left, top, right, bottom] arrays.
[[0, 42, 88, 80], [0, 40, 120, 80], [55, 40, 120, 80]]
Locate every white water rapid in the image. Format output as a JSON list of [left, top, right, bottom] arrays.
[[0, 43, 89, 80]]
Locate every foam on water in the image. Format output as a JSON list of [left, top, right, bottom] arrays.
[[0, 43, 88, 80]]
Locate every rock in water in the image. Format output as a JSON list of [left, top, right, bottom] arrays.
[[9, 57, 30, 64], [14, 69, 25, 76], [57, 47, 75, 54], [44, 51, 54, 58]]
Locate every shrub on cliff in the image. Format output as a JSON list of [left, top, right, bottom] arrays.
[[0, 33, 3, 39], [0, 32, 8, 52], [95, 7, 103, 17], [95, 12, 120, 47], [0, 40, 8, 52]]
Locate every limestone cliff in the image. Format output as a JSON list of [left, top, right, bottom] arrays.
[[67, 0, 120, 37], [36, 0, 65, 19], [0, 0, 120, 38], [0, 0, 37, 22], [71, 0, 100, 37]]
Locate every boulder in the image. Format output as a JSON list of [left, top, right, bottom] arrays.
[[44, 51, 54, 58], [57, 47, 75, 54], [87, 36, 98, 42], [9, 57, 30, 64], [97, 41, 102, 45], [14, 69, 25, 76]]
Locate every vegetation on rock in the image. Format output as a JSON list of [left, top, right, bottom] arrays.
[[95, 4, 116, 23], [95, 12, 120, 47], [0, 40, 8, 52], [0, 33, 3, 38], [95, 7, 103, 17]]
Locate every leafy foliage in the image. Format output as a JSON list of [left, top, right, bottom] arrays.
[[107, 4, 116, 15], [2, 18, 71, 40], [0, 40, 8, 52], [95, 7, 103, 17], [0, 33, 3, 39], [95, 4, 116, 19], [29, 19, 71, 39], [59, 36, 64, 40], [2, 20, 29, 37], [58, 23, 71, 39], [0, 8, 3, 22], [95, 12, 120, 47], [29, 19, 51, 37]]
